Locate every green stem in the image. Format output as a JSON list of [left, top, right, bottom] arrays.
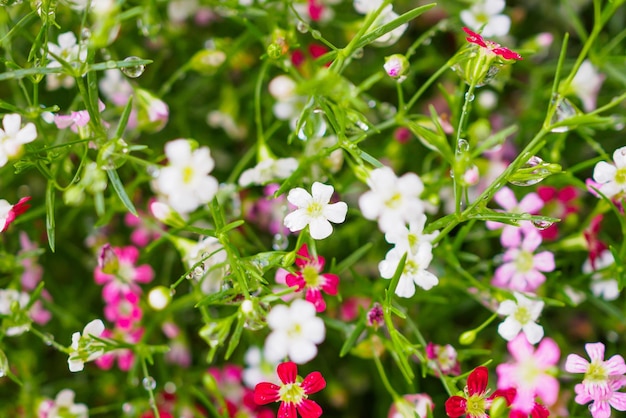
[[372, 349, 400, 400], [141, 358, 160, 418], [453, 82, 476, 215], [30, 326, 70, 353]]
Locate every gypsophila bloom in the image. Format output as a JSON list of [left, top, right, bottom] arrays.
[[38, 389, 89, 418], [359, 166, 425, 233], [384, 54, 409, 80], [243, 346, 280, 389], [565, 342, 626, 400], [254, 361, 326, 418], [496, 334, 560, 414], [0, 114, 37, 168], [379, 245, 438, 298], [583, 249, 620, 301], [388, 393, 433, 418], [283, 182, 347, 240], [426, 342, 461, 376], [573, 375, 626, 418], [239, 157, 299, 187], [45, 32, 87, 90], [460, 0, 511, 38], [94, 245, 154, 303], [68, 319, 106, 372], [384, 214, 438, 255], [570, 60, 605, 112], [153, 139, 219, 215], [445, 366, 516, 418], [0, 289, 32, 336], [0, 196, 31, 232], [592, 146, 626, 199], [487, 187, 543, 248], [497, 292, 545, 344], [264, 300, 325, 364]]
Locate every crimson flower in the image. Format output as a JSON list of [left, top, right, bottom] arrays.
[[285, 244, 339, 312], [254, 361, 326, 418], [463, 27, 522, 61], [0, 196, 31, 232], [583, 214, 607, 270], [445, 366, 516, 418], [537, 185, 579, 240]]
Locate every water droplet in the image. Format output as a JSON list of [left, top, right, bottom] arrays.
[[352, 48, 364, 59], [142, 376, 157, 391], [146, 165, 160, 178], [42, 333, 55, 346], [531, 219, 554, 230], [508, 155, 553, 187], [465, 92, 475, 102], [423, 37, 432, 46], [80, 28, 91, 41], [272, 233, 288, 250], [378, 102, 397, 119], [169, 288, 176, 297], [296, 111, 326, 140], [345, 109, 370, 134], [457, 138, 470, 153], [120, 56, 145, 78], [106, 60, 117, 69], [296, 21, 309, 33], [367, 100, 376, 108], [122, 402, 135, 415], [550, 95, 577, 132], [164, 381, 177, 394]]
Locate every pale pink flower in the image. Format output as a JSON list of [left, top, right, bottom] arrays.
[[486, 187, 543, 248], [18, 231, 43, 290], [426, 342, 460, 376], [124, 210, 161, 247], [388, 393, 433, 418], [496, 334, 560, 414], [493, 228, 555, 292], [94, 245, 154, 303], [565, 342, 626, 398], [573, 376, 626, 418]]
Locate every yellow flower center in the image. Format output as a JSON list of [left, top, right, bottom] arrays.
[[585, 360, 608, 383], [465, 394, 486, 417], [615, 167, 626, 185], [279, 382, 306, 405], [302, 265, 320, 288], [514, 306, 531, 324], [385, 192, 402, 209], [183, 166, 194, 184], [306, 202, 323, 217], [515, 250, 534, 273]]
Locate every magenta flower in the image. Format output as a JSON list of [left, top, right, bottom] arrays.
[[445, 366, 516, 418], [496, 334, 560, 414], [283, 244, 339, 312], [124, 211, 161, 247], [463, 27, 522, 60], [94, 245, 154, 303], [95, 327, 143, 371], [583, 214, 608, 270], [565, 342, 626, 399], [537, 185, 579, 240], [103, 290, 143, 330], [493, 229, 555, 292], [486, 187, 544, 248], [254, 361, 326, 418], [0, 196, 31, 233]]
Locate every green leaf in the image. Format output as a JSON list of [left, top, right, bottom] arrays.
[[105, 168, 138, 216], [340, 317, 367, 357], [334, 242, 373, 274], [45, 181, 56, 252], [115, 96, 134, 139]]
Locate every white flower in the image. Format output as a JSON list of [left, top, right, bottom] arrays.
[[183, 236, 228, 294], [359, 166, 425, 233], [0, 289, 31, 336], [38, 389, 89, 418], [371, 6, 408, 47], [46, 32, 87, 90], [0, 114, 37, 168], [283, 182, 348, 240], [99, 69, 133, 106], [153, 139, 219, 215], [68, 319, 105, 372], [583, 249, 620, 301], [238, 158, 299, 187], [592, 146, 626, 199], [264, 299, 325, 364], [384, 214, 438, 256], [68, 0, 115, 13], [353, 0, 384, 15], [497, 292, 544, 344], [242, 346, 279, 388], [571, 60, 605, 112], [460, 0, 511, 38], [379, 246, 438, 298]]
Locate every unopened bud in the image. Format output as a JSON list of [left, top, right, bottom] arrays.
[[383, 54, 409, 79], [459, 330, 476, 345], [98, 244, 119, 275]]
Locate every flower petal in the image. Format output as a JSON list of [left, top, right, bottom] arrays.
[[565, 353, 590, 374], [585, 342, 606, 363], [254, 382, 281, 405], [296, 399, 323, 418], [276, 361, 298, 384], [467, 366, 489, 395], [308, 217, 333, 240], [301, 371, 326, 395], [278, 401, 298, 418], [323, 201, 348, 224], [444, 395, 468, 417]]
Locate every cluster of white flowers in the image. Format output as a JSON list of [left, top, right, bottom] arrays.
[[238, 157, 299, 187], [151, 139, 219, 216], [359, 166, 439, 298]]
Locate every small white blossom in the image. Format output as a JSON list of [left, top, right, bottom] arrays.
[[0, 289, 31, 336], [46, 32, 87, 90], [460, 0, 511, 38], [238, 158, 298, 187], [0, 114, 37, 168], [283, 182, 348, 240], [379, 246, 439, 298], [497, 292, 544, 344], [592, 146, 626, 199], [571, 60, 605, 112], [153, 139, 219, 215], [583, 249, 620, 301], [38, 389, 89, 418], [353, 0, 384, 14], [264, 300, 325, 364], [242, 346, 279, 388], [183, 236, 228, 294], [384, 214, 438, 256], [359, 166, 425, 233], [68, 319, 105, 372]]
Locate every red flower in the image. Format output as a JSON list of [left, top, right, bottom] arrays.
[[462, 27, 522, 61], [537, 185, 579, 240], [254, 361, 326, 418], [1, 196, 31, 232], [445, 366, 516, 418], [285, 244, 339, 312], [583, 214, 607, 270]]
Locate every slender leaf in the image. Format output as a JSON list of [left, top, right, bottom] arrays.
[[105, 168, 138, 216]]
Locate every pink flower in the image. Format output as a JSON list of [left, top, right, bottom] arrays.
[[254, 361, 326, 418], [492, 229, 555, 292], [565, 342, 626, 399], [94, 245, 154, 303], [537, 185, 579, 240], [388, 393, 434, 418], [463, 27, 522, 60], [573, 376, 626, 418], [282, 244, 339, 312], [487, 187, 544, 248], [0, 196, 31, 232], [426, 342, 461, 376], [496, 335, 560, 414], [124, 211, 161, 247], [95, 327, 143, 371], [445, 366, 516, 418], [18, 231, 43, 290], [584, 214, 607, 270], [103, 290, 143, 330], [54, 100, 107, 132]]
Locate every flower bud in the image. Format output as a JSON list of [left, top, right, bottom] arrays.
[[98, 243, 119, 275], [383, 54, 409, 79], [459, 330, 477, 345]]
